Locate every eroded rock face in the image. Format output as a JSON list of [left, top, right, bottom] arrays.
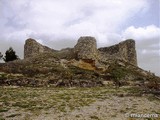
[[24, 38, 55, 58], [74, 36, 98, 61]]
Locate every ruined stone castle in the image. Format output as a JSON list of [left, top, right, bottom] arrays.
[[1, 36, 159, 87], [24, 36, 137, 66]]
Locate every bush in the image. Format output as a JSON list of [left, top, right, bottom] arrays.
[[3, 47, 19, 62], [111, 67, 126, 81], [0, 52, 3, 60]]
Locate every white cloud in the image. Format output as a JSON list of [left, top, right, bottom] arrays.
[[0, 0, 149, 43], [122, 25, 160, 75], [122, 25, 160, 41], [0, 0, 160, 76], [122, 25, 160, 54]]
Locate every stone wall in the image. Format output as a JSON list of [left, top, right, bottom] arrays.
[[98, 39, 137, 66], [24, 38, 55, 58], [24, 37, 137, 66], [74, 36, 98, 61]]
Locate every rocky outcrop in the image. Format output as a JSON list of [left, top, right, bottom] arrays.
[[24, 38, 56, 58]]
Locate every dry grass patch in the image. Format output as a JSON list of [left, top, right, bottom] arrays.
[[0, 86, 159, 120]]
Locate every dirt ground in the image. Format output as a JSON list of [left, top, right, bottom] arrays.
[[0, 86, 159, 120]]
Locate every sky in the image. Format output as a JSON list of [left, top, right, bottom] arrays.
[[0, 0, 160, 76]]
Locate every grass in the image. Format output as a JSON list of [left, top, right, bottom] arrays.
[[90, 115, 100, 120], [0, 116, 5, 120], [0, 86, 159, 119], [6, 113, 21, 118], [0, 108, 9, 112], [147, 95, 160, 102], [0, 86, 117, 112]]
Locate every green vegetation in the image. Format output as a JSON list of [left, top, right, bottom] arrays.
[[0, 115, 5, 120], [0, 108, 9, 112], [0, 73, 7, 79], [6, 113, 21, 118], [0, 87, 120, 114], [0, 52, 3, 60], [68, 65, 98, 80], [3, 47, 19, 62], [0, 86, 159, 119], [90, 115, 100, 120], [108, 62, 130, 80], [111, 67, 127, 80], [122, 86, 142, 94]]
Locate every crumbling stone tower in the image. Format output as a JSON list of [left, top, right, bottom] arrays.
[[119, 39, 137, 65], [74, 36, 98, 61], [24, 38, 54, 58], [98, 39, 137, 66]]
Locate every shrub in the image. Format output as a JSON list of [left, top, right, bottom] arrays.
[[3, 47, 19, 62]]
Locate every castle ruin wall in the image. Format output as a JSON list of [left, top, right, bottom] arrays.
[[98, 39, 137, 66], [24, 37, 137, 66], [24, 38, 55, 58]]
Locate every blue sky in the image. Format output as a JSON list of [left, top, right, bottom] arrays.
[[0, 0, 160, 76]]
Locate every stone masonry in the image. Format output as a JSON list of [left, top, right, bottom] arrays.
[[74, 36, 98, 61], [24, 38, 55, 58], [98, 39, 137, 65], [24, 37, 137, 66]]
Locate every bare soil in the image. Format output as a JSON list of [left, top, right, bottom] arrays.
[[0, 86, 159, 120]]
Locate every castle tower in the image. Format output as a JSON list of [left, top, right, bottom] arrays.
[[119, 39, 137, 66], [24, 38, 54, 58], [74, 36, 98, 61], [98, 39, 137, 66]]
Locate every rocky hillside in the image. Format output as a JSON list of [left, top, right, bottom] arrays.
[[0, 36, 159, 90]]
